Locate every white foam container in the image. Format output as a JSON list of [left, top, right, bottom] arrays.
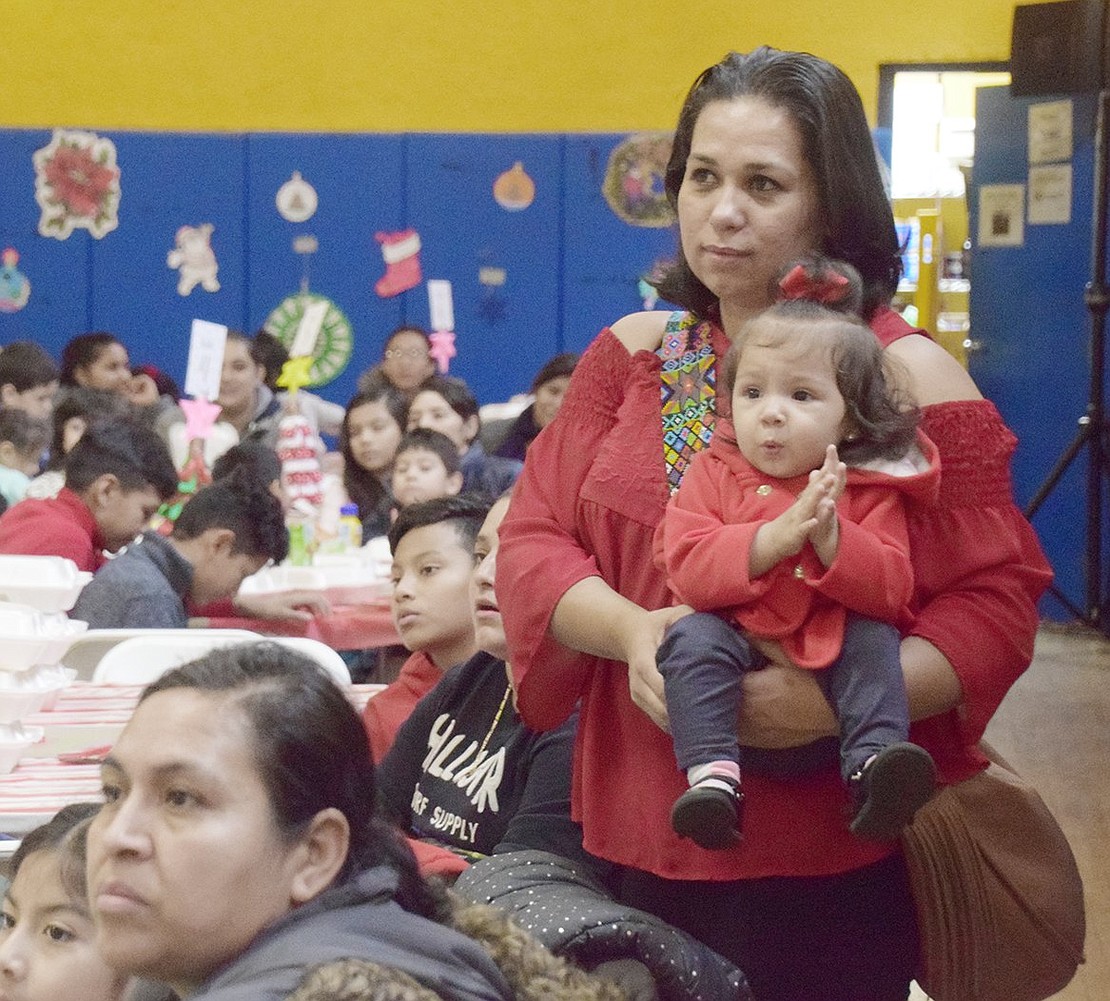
[[0, 555, 92, 613]]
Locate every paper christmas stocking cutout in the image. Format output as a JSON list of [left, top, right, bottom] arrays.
[[374, 229, 422, 298]]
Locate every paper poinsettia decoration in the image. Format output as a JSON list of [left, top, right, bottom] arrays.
[[33, 130, 121, 240]]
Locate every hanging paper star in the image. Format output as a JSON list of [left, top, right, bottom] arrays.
[[429, 330, 457, 374], [277, 355, 315, 396], [180, 396, 222, 441]]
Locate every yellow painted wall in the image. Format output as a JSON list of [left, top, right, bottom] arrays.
[[5, 1, 1016, 131]]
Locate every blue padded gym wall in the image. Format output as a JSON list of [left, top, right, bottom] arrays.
[[0, 129, 677, 409]]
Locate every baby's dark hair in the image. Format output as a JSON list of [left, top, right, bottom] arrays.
[[173, 467, 288, 562], [395, 428, 461, 476], [0, 340, 59, 392], [0, 408, 50, 456], [721, 256, 919, 464], [387, 492, 491, 556], [6, 802, 101, 905]]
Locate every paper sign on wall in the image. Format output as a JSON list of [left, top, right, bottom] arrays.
[[1028, 165, 1072, 224], [184, 320, 229, 400], [427, 279, 455, 332], [977, 184, 1026, 248], [289, 298, 329, 358], [1028, 101, 1073, 165]]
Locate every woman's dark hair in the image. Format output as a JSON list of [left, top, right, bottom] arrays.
[[251, 330, 291, 390], [530, 352, 578, 394], [414, 376, 480, 442], [45, 387, 130, 471], [721, 257, 918, 464], [7, 801, 101, 903], [141, 642, 449, 920], [653, 47, 902, 321], [60, 332, 125, 386], [340, 385, 409, 520]]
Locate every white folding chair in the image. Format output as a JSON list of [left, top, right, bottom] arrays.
[[267, 636, 352, 689], [90, 631, 265, 684], [64, 628, 261, 681]]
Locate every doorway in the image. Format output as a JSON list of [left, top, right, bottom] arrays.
[[876, 62, 1011, 363]]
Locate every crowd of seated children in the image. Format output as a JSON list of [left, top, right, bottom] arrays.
[[358, 324, 437, 400], [408, 376, 521, 500], [0, 409, 50, 512], [0, 340, 59, 420], [0, 802, 131, 1001], [491, 352, 578, 461], [71, 468, 287, 629], [59, 332, 132, 400], [340, 380, 408, 541], [0, 418, 177, 571], [392, 428, 465, 511], [363, 494, 489, 762]]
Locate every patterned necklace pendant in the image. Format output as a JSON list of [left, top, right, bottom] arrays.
[[659, 313, 717, 492]]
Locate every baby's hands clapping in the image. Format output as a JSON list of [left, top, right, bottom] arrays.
[[806, 444, 845, 565]]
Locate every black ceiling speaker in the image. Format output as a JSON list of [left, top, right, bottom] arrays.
[[1010, 0, 1109, 95]]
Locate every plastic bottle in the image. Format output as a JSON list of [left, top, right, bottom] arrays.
[[338, 503, 362, 552]]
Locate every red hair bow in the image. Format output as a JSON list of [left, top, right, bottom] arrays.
[[778, 263, 850, 305]]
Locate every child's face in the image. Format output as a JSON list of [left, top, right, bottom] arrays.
[[345, 400, 402, 475], [0, 849, 129, 1001], [391, 448, 462, 508], [729, 330, 849, 479], [91, 482, 164, 552], [1, 381, 57, 422], [389, 521, 477, 669], [407, 391, 474, 452], [189, 545, 268, 607]]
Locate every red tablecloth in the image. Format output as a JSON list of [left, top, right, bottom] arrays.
[[0, 682, 383, 838], [202, 600, 399, 650]]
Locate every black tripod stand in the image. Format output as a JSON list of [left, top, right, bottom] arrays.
[[1024, 88, 1110, 634]]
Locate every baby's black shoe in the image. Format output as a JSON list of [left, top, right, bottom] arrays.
[[671, 777, 743, 850], [848, 742, 936, 841]]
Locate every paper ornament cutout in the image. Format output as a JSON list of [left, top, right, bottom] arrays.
[[374, 229, 422, 297], [179, 396, 223, 442], [33, 129, 121, 240], [429, 330, 457, 374], [602, 133, 674, 228], [167, 223, 221, 296], [0, 249, 31, 313], [478, 265, 507, 324], [277, 413, 324, 511], [276, 355, 315, 396], [264, 293, 353, 387], [276, 171, 318, 223], [493, 161, 535, 210]]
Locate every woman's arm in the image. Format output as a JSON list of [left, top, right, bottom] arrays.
[[734, 634, 962, 749], [552, 579, 692, 729]]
